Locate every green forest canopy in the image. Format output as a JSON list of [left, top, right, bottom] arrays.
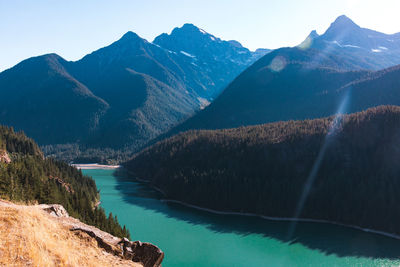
[[126, 105, 400, 236], [0, 125, 130, 239]]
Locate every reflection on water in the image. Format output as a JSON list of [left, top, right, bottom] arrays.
[[85, 168, 400, 267]]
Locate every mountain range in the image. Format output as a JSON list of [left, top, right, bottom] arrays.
[[166, 16, 400, 136], [1, 15, 400, 162], [0, 24, 269, 159]]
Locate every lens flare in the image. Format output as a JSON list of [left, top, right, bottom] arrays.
[[268, 56, 286, 72], [286, 89, 351, 240]]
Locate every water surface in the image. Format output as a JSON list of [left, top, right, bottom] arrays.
[[83, 168, 400, 267]]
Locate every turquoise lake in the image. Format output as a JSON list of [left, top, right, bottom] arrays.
[[83, 168, 400, 267]]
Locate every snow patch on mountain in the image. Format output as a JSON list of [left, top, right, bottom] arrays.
[[197, 97, 211, 109], [180, 51, 196, 58], [343, 44, 360, 48], [331, 41, 360, 48]]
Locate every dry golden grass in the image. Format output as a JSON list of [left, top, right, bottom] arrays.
[[0, 201, 140, 267]]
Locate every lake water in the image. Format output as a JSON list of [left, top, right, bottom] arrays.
[[83, 168, 400, 267]]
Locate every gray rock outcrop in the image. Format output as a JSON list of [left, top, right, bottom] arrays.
[[38, 204, 164, 266]]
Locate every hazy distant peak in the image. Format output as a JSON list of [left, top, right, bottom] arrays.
[[41, 53, 63, 59], [334, 15, 357, 24], [180, 23, 202, 31], [101, 31, 148, 54], [324, 15, 360, 36], [27, 53, 64, 63], [158, 23, 216, 41], [10, 53, 67, 73], [164, 23, 201, 36], [297, 30, 319, 49], [153, 23, 223, 56], [331, 15, 359, 29], [119, 31, 143, 42], [308, 30, 319, 39], [179, 23, 212, 35]]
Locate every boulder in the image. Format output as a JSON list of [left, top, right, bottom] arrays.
[[0, 150, 11, 164], [118, 238, 164, 267], [40, 204, 69, 218]]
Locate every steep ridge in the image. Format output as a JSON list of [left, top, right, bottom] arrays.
[[165, 47, 368, 134], [126, 105, 400, 238], [87, 70, 196, 148], [0, 54, 108, 144], [69, 31, 188, 100], [167, 45, 400, 136], [153, 23, 270, 98]]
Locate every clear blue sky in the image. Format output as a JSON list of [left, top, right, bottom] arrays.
[[1, 0, 399, 71]]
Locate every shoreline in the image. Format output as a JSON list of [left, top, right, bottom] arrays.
[[161, 199, 400, 241], [71, 163, 121, 170], [87, 169, 400, 242]]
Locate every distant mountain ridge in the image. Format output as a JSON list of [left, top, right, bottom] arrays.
[[0, 24, 269, 158], [153, 24, 268, 97], [165, 16, 400, 137], [0, 54, 109, 144], [301, 15, 400, 70], [2, 16, 400, 162]]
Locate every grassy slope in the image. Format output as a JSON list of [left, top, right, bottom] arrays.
[[0, 200, 139, 267]]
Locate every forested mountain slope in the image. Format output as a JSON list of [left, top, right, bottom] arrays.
[[163, 16, 400, 139], [126, 105, 400, 236], [167, 48, 400, 136], [0, 54, 108, 145]]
